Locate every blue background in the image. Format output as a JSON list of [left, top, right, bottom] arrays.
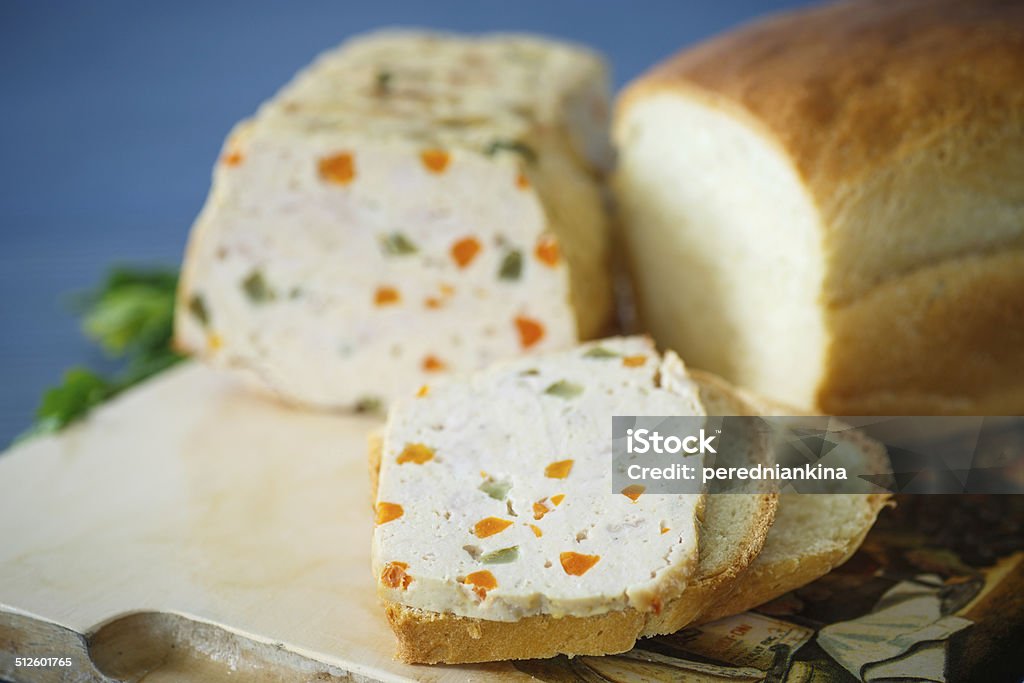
[[0, 1, 815, 444]]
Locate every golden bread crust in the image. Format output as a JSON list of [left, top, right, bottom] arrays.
[[617, 0, 1024, 305], [822, 249, 1024, 414]]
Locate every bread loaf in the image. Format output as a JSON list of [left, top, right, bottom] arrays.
[[176, 31, 614, 410], [614, 0, 1024, 415], [691, 380, 892, 624]]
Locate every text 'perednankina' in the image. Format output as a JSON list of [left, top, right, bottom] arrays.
[[626, 462, 849, 483]]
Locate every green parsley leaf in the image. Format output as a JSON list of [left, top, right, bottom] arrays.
[[241, 269, 275, 304], [483, 139, 537, 163], [480, 546, 519, 564], [479, 479, 512, 501], [583, 346, 619, 359], [354, 396, 384, 414], [544, 380, 584, 399], [17, 265, 185, 443], [375, 70, 393, 96], [188, 294, 210, 327], [32, 368, 115, 435], [498, 250, 523, 281], [380, 232, 418, 256]]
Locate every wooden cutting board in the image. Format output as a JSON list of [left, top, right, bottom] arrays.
[[0, 363, 532, 682]]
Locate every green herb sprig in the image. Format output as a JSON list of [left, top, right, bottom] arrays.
[[18, 266, 184, 442]]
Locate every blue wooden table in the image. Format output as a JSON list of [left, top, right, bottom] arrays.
[[0, 0, 815, 444]]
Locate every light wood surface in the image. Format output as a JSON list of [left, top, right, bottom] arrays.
[[0, 363, 531, 681]]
